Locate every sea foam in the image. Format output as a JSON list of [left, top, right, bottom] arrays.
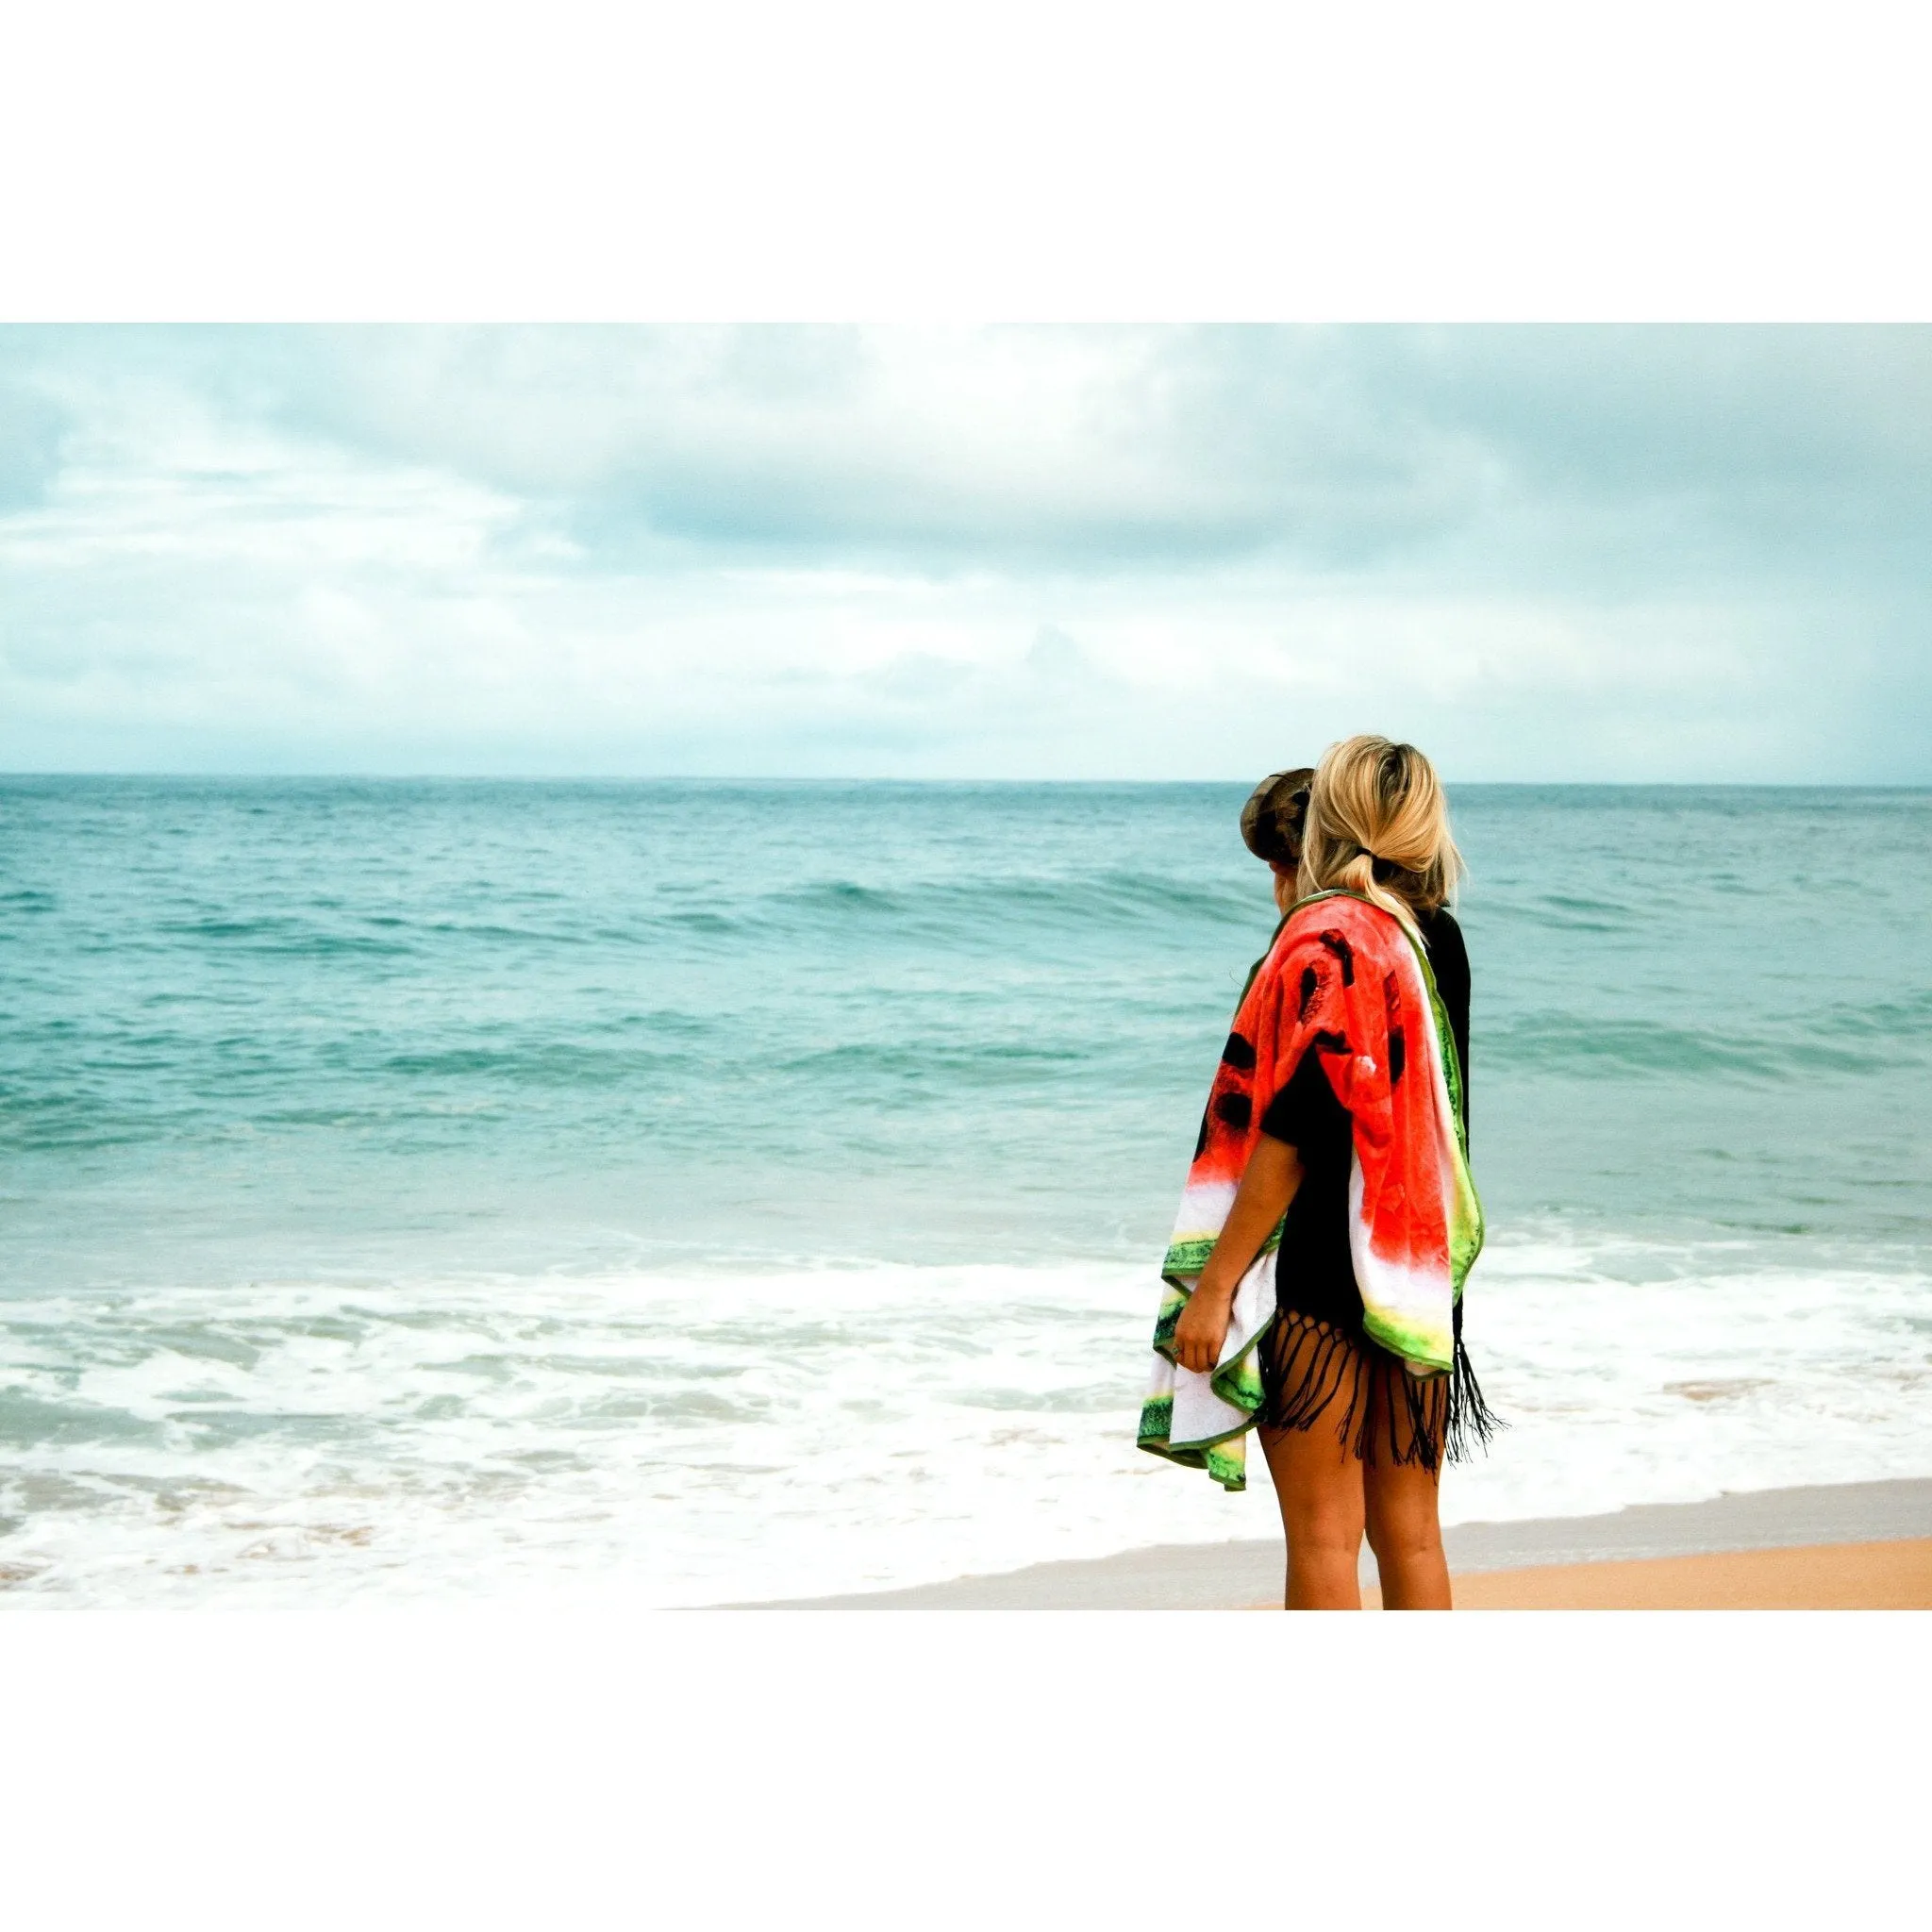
[[2, 1234, 1926, 1607]]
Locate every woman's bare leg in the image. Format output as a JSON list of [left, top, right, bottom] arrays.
[[1259, 1422, 1365, 1609], [1363, 1457, 1452, 1610]]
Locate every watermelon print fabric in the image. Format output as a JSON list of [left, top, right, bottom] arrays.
[[1137, 890, 1484, 1491]]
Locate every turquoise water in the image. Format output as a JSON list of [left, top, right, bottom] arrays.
[[3, 779, 1929, 1602]]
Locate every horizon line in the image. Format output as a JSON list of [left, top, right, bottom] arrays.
[[4, 771, 1929, 791]]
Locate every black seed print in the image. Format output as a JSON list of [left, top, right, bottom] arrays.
[[1214, 1091, 1253, 1131], [1389, 1027, 1406, 1084], [1221, 1031, 1257, 1071], [1318, 930, 1355, 985], [1298, 966, 1320, 1021]]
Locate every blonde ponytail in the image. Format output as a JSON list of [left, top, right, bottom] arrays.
[[1297, 736, 1464, 931]]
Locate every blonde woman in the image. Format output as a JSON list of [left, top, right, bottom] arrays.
[[1158, 736, 1494, 1608]]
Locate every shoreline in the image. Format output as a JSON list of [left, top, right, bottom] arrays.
[[723, 1476, 1932, 1609]]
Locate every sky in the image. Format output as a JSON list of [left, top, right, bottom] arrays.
[[1, 325, 1927, 782]]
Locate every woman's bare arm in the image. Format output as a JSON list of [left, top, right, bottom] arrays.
[[1172, 1133, 1303, 1374]]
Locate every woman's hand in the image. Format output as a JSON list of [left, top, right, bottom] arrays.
[[1174, 1282, 1236, 1374], [1169, 1131, 1305, 1377]]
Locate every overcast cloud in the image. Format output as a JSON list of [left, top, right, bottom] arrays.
[[1, 325, 1926, 780]]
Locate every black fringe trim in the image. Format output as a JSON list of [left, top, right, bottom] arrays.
[[1258, 1307, 1504, 1471], [1257, 1313, 1367, 1448], [1445, 1331, 1505, 1465]]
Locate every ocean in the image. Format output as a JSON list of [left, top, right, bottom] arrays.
[[2, 777, 1928, 1605]]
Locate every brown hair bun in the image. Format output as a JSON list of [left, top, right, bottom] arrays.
[[1240, 767, 1315, 869]]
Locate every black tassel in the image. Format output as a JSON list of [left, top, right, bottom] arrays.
[[1371, 1362, 1447, 1473], [1445, 1332, 1504, 1464], [1258, 1313, 1366, 1453]]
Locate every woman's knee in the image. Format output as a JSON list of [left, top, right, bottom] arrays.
[[1365, 1498, 1442, 1558], [1364, 1478, 1443, 1560], [1365, 1517, 1441, 1567]]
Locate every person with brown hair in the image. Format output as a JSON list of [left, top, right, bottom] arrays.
[[1238, 764, 1316, 905], [1141, 735, 1494, 1608]]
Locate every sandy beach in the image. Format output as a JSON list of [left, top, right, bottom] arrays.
[[1364, 1539, 1932, 1609], [734, 1477, 1932, 1609]]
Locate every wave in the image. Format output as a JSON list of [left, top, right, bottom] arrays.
[[774, 1039, 1095, 1085], [756, 869, 1262, 938], [1, 1242, 1927, 1607], [375, 1042, 693, 1085], [1486, 1012, 1929, 1079], [58, 871, 1271, 967], [147, 916, 417, 956]]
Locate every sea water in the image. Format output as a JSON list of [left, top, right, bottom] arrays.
[[2, 778, 1928, 1604]]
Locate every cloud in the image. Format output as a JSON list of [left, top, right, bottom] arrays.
[[0, 375, 67, 511], [0, 325, 1926, 780], [229, 324, 1932, 582]]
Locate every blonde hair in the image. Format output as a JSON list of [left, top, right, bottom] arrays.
[[1297, 736, 1464, 929]]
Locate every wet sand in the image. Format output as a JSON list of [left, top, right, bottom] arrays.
[[729, 1476, 1932, 1609]]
